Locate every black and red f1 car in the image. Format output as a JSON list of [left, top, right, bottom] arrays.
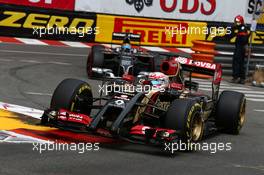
[[86, 32, 160, 78], [42, 54, 246, 151]]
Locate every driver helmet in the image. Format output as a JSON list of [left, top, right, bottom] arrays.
[[234, 15, 244, 26], [122, 37, 132, 51], [148, 72, 169, 89]]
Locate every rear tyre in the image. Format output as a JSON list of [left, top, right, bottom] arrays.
[[50, 79, 93, 115], [164, 99, 204, 143], [87, 45, 105, 78], [215, 91, 246, 134]]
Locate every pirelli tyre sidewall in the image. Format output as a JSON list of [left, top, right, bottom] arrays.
[[164, 99, 204, 143], [87, 45, 105, 78], [216, 91, 246, 135], [50, 79, 93, 115]]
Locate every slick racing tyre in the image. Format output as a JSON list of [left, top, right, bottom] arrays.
[[87, 45, 105, 78], [164, 99, 204, 142], [50, 79, 93, 115], [215, 91, 246, 134]]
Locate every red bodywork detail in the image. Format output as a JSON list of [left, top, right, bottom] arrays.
[[57, 109, 92, 126], [129, 125, 176, 138], [161, 60, 179, 76], [122, 74, 135, 82], [213, 64, 222, 85], [170, 83, 184, 90], [237, 32, 248, 36], [12, 129, 117, 144]]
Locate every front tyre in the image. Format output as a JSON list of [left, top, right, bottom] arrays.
[[50, 79, 93, 115], [87, 45, 105, 78], [215, 91, 246, 134], [164, 99, 204, 143]]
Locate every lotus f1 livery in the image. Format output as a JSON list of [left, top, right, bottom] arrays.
[[42, 45, 246, 153]]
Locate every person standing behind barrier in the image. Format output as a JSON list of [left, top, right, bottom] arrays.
[[231, 15, 249, 84]]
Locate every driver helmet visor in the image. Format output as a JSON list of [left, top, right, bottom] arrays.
[[122, 44, 131, 50], [151, 80, 161, 86]]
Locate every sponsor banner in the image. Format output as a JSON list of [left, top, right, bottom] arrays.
[[0, 4, 97, 42], [95, 14, 206, 47], [247, 0, 263, 20], [206, 22, 264, 44], [76, 0, 251, 23], [0, 0, 75, 11], [247, 0, 264, 30]]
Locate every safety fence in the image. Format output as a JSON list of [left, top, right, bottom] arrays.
[[0, 3, 263, 76], [214, 44, 264, 76]]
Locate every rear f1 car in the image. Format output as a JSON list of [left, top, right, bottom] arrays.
[[87, 32, 160, 78], [42, 55, 246, 152]]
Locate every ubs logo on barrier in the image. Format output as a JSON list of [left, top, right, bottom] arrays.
[[126, 0, 153, 12]]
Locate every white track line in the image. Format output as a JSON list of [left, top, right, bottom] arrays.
[[245, 94, 264, 98], [199, 85, 250, 90], [196, 81, 236, 85], [25, 92, 52, 96], [102, 44, 120, 48], [0, 49, 86, 57], [20, 60, 42, 64], [15, 38, 48, 45], [141, 46, 169, 52], [177, 48, 193, 53], [0, 130, 50, 143], [218, 51, 264, 57], [0, 102, 43, 119], [61, 41, 89, 48], [199, 88, 264, 94], [247, 98, 264, 102], [48, 61, 71, 66], [254, 109, 264, 112]]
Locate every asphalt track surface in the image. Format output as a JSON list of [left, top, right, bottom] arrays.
[[0, 43, 264, 175]]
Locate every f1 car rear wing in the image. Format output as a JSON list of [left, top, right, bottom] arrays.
[[112, 32, 141, 42], [157, 52, 222, 83], [172, 56, 222, 85], [173, 57, 217, 75]]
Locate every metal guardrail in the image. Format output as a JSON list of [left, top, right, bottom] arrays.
[[214, 44, 264, 76]]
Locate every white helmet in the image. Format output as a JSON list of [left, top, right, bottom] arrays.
[[148, 72, 169, 89]]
